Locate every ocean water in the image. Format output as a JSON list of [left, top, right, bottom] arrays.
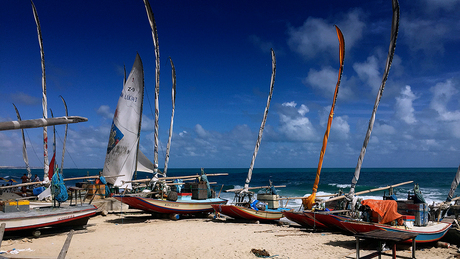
[[1, 167, 458, 209]]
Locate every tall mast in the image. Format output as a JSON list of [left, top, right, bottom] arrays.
[[13, 104, 32, 179], [348, 0, 400, 198], [243, 49, 276, 192], [31, 0, 49, 179], [59, 96, 68, 176], [143, 0, 161, 175], [302, 26, 345, 210]]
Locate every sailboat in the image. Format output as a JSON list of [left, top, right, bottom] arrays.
[[282, 24, 345, 227], [211, 49, 290, 221], [0, 1, 97, 237], [0, 113, 97, 236], [108, 1, 228, 219], [284, 0, 397, 230], [284, 0, 452, 244], [107, 55, 226, 217]]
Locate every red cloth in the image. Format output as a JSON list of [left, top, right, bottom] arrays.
[[361, 199, 402, 224], [48, 153, 56, 180]]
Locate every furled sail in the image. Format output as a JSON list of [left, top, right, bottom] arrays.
[[347, 0, 399, 198], [143, 0, 161, 175], [302, 25, 345, 210], [12, 104, 32, 179], [163, 58, 176, 177], [102, 54, 144, 188], [243, 49, 276, 193], [447, 165, 460, 202], [31, 0, 49, 180]]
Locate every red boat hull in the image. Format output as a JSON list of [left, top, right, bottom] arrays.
[[282, 211, 328, 229]]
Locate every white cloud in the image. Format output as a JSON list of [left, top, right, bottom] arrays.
[[318, 106, 350, 141], [195, 124, 209, 138], [278, 102, 317, 141], [373, 121, 396, 135], [304, 66, 353, 100], [353, 55, 381, 94], [395, 85, 417, 124], [287, 9, 365, 60], [96, 105, 113, 119], [430, 79, 460, 121], [298, 104, 309, 116]]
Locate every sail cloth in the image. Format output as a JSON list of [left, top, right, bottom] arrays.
[[447, 165, 460, 202], [302, 26, 345, 210], [102, 54, 145, 189], [137, 150, 155, 173]]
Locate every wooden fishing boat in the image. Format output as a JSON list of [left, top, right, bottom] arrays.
[[330, 213, 451, 243], [0, 203, 97, 233], [212, 203, 289, 221], [104, 50, 227, 217], [285, 0, 401, 231], [114, 195, 226, 215]]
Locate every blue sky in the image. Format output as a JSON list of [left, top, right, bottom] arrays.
[[1, 0, 459, 169]]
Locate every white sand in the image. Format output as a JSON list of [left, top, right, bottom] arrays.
[[1, 211, 458, 259]]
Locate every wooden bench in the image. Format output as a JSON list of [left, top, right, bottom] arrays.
[[354, 229, 418, 259], [68, 187, 84, 206]]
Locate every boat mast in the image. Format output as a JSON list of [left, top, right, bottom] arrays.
[[143, 0, 161, 176], [13, 104, 32, 179], [347, 0, 399, 199], [243, 49, 276, 193], [31, 1, 49, 180], [303, 25, 345, 210], [163, 58, 176, 177], [59, 96, 68, 176]]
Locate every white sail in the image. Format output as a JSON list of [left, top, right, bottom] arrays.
[[102, 54, 144, 189], [447, 165, 460, 202], [137, 150, 155, 173]]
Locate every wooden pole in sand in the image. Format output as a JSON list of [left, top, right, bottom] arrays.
[[57, 229, 74, 259], [0, 223, 5, 248]]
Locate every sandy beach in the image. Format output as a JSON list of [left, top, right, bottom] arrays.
[[0, 209, 458, 259]]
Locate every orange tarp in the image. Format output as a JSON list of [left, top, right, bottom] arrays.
[[361, 199, 402, 224]]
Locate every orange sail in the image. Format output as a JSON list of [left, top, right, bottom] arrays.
[[303, 25, 345, 210]]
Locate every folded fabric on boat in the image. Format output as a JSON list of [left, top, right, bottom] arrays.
[[361, 199, 402, 224]]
